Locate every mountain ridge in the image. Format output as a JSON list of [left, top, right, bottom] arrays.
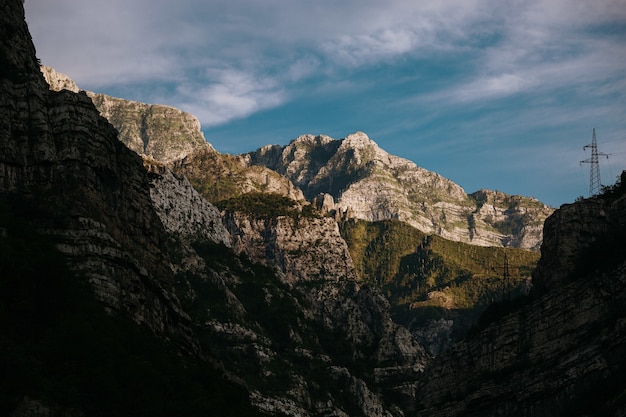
[[246, 131, 553, 250], [41, 66, 553, 250]]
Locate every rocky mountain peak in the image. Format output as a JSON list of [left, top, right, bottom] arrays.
[[40, 65, 211, 164], [247, 132, 553, 249], [41, 65, 79, 93], [340, 131, 375, 148]]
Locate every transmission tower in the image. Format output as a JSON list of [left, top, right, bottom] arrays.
[[580, 128, 609, 196]]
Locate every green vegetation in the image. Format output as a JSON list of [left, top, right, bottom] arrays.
[[0, 204, 260, 417], [215, 192, 321, 220], [340, 219, 427, 287], [215, 192, 299, 218], [340, 218, 540, 339], [598, 171, 626, 202]]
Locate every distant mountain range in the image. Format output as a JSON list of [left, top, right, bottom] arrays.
[[42, 66, 553, 251]]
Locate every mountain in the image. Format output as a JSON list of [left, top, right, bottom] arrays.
[[39, 64, 545, 354], [416, 176, 626, 416], [2, 3, 428, 415], [41, 65, 209, 164], [6, 3, 626, 415], [41, 67, 553, 250], [41, 65, 305, 204], [245, 132, 554, 250]]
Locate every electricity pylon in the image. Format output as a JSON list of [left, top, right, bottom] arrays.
[[580, 128, 610, 196]]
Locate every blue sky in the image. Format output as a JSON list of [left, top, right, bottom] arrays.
[[25, 0, 626, 207]]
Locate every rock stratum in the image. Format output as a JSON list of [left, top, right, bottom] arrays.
[[415, 176, 626, 416], [2, 3, 428, 415]]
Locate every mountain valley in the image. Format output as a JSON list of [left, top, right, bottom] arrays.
[[2, 2, 626, 415]]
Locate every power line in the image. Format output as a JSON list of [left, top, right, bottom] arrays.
[[580, 128, 610, 197]]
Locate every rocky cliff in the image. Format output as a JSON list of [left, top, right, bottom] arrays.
[[42, 65, 210, 164], [42, 65, 307, 204], [414, 178, 626, 416], [0, 12, 194, 348], [39, 69, 554, 250], [2, 4, 433, 415], [223, 211, 357, 283], [246, 132, 553, 250]]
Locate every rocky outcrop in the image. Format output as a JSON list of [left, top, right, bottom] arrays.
[[88, 93, 210, 164], [246, 132, 554, 250], [41, 65, 210, 164], [146, 162, 230, 246], [41, 65, 307, 204], [171, 147, 306, 203], [224, 211, 357, 282], [533, 187, 626, 293], [40, 65, 79, 93], [415, 185, 626, 416]]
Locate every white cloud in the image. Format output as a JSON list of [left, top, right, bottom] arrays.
[[174, 69, 287, 126], [26, 0, 626, 132]]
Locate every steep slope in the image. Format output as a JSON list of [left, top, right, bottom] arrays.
[[340, 219, 539, 355], [246, 132, 554, 250], [42, 65, 305, 203], [0, 1, 261, 414], [3, 7, 433, 415], [1, 18, 193, 344], [41, 65, 209, 164], [414, 174, 626, 416]]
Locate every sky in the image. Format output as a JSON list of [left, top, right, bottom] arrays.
[[25, 0, 626, 207]]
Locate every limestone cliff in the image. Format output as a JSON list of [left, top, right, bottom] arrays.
[[42, 65, 210, 164], [145, 162, 231, 247], [42, 65, 307, 204], [223, 211, 356, 283], [414, 179, 626, 416], [246, 132, 554, 250], [0, 17, 195, 349], [3, 8, 431, 414]]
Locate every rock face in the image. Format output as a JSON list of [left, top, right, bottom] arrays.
[[146, 163, 231, 246], [246, 132, 553, 250], [40, 65, 79, 93], [3, 6, 433, 415], [88, 93, 210, 164], [1, 1, 198, 355], [414, 185, 626, 416], [42, 65, 307, 204], [224, 211, 357, 282], [172, 147, 306, 203], [42, 65, 210, 164]]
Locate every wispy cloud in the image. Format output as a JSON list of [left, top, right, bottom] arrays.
[[25, 0, 626, 205], [173, 68, 287, 126]]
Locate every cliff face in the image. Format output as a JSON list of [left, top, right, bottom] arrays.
[[223, 211, 356, 283], [41, 65, 552, 251], [146, 162, 231, 247], [3, 6, 433, 415], [42, 65, 307, 204], [246, 132, 553, 250], [415, 185, 626, 416], [0, 9, 194, 348], [41, 65, 210, 164]]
